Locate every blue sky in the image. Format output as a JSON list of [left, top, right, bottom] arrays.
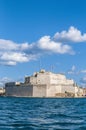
[[0, 0, 86, 86]]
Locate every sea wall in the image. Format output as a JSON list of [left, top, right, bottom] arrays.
[[5, 85, 33, 97]]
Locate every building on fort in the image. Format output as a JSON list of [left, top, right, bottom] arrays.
[[5, 69, 84, 97]]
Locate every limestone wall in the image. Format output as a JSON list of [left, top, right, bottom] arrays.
[[36, 74, 50, 84], [5, 85, 33, 97], [78, 87, 83, 97], [33, 84, 46, 97], [46, 84, 56, 97], [55, 85, 62, 93], [61, 85, 75, 94]]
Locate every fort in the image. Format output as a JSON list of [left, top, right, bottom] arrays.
[[5, 69, 85, 97]]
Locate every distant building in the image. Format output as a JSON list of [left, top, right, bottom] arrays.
[[5, 69, 84, 97], [0, 87, 5, 95]]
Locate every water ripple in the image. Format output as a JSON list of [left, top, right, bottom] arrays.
[[0, 97, 86, 129]]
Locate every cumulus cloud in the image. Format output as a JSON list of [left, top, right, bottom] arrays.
[[54, 26, 86, 43], [1, 26, 86, 66], [0, 39, 39, 66], [1, 52, 29, 62], [38, 36, 73, 54], [0, 51, 30, 66], [0, 36, 74, 66], [0, 39, 30, 51]]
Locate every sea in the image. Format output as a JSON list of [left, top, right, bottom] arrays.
[[0, 97, 86, 130]]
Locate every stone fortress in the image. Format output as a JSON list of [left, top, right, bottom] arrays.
[[5, 69, 85, 97]]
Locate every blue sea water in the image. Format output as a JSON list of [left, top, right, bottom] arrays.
[[0, 97, 86, 130]]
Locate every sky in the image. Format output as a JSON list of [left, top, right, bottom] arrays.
[[0, 0, 86, 87]]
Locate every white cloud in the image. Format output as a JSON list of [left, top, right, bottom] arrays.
[[0, 39, 18, 50], [80, 70, 86, 73], [1, 52, 29, 62], [0, 61, 17, 66], [0, 52, 30, 66], [0, 52, 37, 66], [0, 39, 38, 65], [0, 39, 30, 51], [54, 26, 86, 43], [38, 36, 74, 54], [0, 35, 74, 66], [2, 26, 86, 66]]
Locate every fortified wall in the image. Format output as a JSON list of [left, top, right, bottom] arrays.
[[5, 69, 84, 97]]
